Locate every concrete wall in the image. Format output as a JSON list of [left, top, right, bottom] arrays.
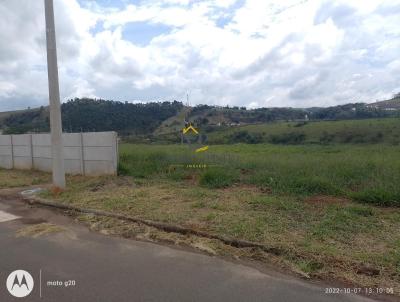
[[0, 132, 118, 176]]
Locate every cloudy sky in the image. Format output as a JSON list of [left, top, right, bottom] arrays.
[[0, 0, 399, 111]]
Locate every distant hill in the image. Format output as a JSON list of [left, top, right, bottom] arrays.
[[366, 95, 400, 110], [0, 106, 50, 134], [206, 118, 400, 145], [0, 107, 47, 125], [61, 98, 182, 134], [0, 96, 399, 135], [0, 98, 182, 134]]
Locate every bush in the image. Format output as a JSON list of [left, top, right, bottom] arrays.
[[269, 132, 306, 144], [199, 169, 236, 188], [117, 161, 130, 175], [319, 131, 335, 144], [227, 130, 263, 144], [293, 121, 308, 128], [350, 188, 400, 207]]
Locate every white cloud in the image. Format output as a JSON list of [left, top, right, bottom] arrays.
[[0, 0, 399, 111]]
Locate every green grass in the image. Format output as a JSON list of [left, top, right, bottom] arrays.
[[199, 168, 238, 188], [206, 118, 400, 145], [119, 143, 400, 206]]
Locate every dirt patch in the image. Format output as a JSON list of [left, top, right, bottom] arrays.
[[304, 195, 350, 205], [89, 176, 135, 192], [183, 173, 199, 185], [19, 218, 47, 225], [16, 223, 65, 238], [221, 184, 265, 194]]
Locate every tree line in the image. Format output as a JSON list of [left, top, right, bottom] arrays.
[[1, 98, 183, 134]]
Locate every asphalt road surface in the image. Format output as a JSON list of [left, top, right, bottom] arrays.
[[0, 195, 380, 302]]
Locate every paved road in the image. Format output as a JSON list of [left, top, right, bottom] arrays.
[[0, 195, 378, 302]]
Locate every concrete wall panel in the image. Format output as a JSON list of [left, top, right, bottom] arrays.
[[0, 146, 12, 156], [0, 135, 11, 146], [63, 133, 81, 147], [84, 161, 115, 175], [64, 146, 81, 160], [12, 134, 30, 146], [0, 155, 13, 169], [64, 159, 82, 175], [33, 158, 52, 172], [83, 132, 116, 146], [32, 134, 51, 146], [13, 146, 31, 157], [33, 146, 52, 159], [13, 157, 32, 169], [0, 132, 117, 175], [84, 146, 114, 161]]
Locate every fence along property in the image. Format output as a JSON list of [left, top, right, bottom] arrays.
[[0, 131, 118, 176]]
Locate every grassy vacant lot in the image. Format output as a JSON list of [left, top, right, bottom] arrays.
[[119, 143, 400, 206], [26, 142, 399, 294]]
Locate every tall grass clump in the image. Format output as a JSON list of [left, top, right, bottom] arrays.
[[350, 188, 400, 207], [199, 168, 237, 188]]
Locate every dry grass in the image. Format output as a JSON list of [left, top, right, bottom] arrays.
[[0, 168, 50, 188], [16, 223, 65, 238], [39, 175, 400, 295]]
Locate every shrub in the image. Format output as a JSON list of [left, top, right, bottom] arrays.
[[199, 169, 236, 188], [227, 130, 263, 144], [293, 121, 308, 128], [350, 188, 400, 207], [319, 131, 335, 144], [269, 132, 306, 144]]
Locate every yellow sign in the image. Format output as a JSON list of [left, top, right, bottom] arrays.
[[182, 124, 209, 152], [182, 125, 199, 134], [195, 145, 209, 153]]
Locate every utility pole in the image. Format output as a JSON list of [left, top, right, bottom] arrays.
[[44, 0, 66, 189]]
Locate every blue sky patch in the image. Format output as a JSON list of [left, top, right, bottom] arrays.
[[122, 22, 172, 46], [90, 21, 104, 35], [214, 0, 245, 28], [78, 0, 130, 9]]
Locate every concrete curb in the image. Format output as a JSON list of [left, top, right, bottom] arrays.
[[22, 194, 284, 256]]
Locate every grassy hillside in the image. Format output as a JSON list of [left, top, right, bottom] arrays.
[[0, 107, 44, 125], [154, 106, 190, 135], [205, 118, 400, 145], [367, 96, 400, 109], [0, 107, 49, 134]]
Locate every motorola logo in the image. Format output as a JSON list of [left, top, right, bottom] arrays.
[[6, 270, 34, 298]]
